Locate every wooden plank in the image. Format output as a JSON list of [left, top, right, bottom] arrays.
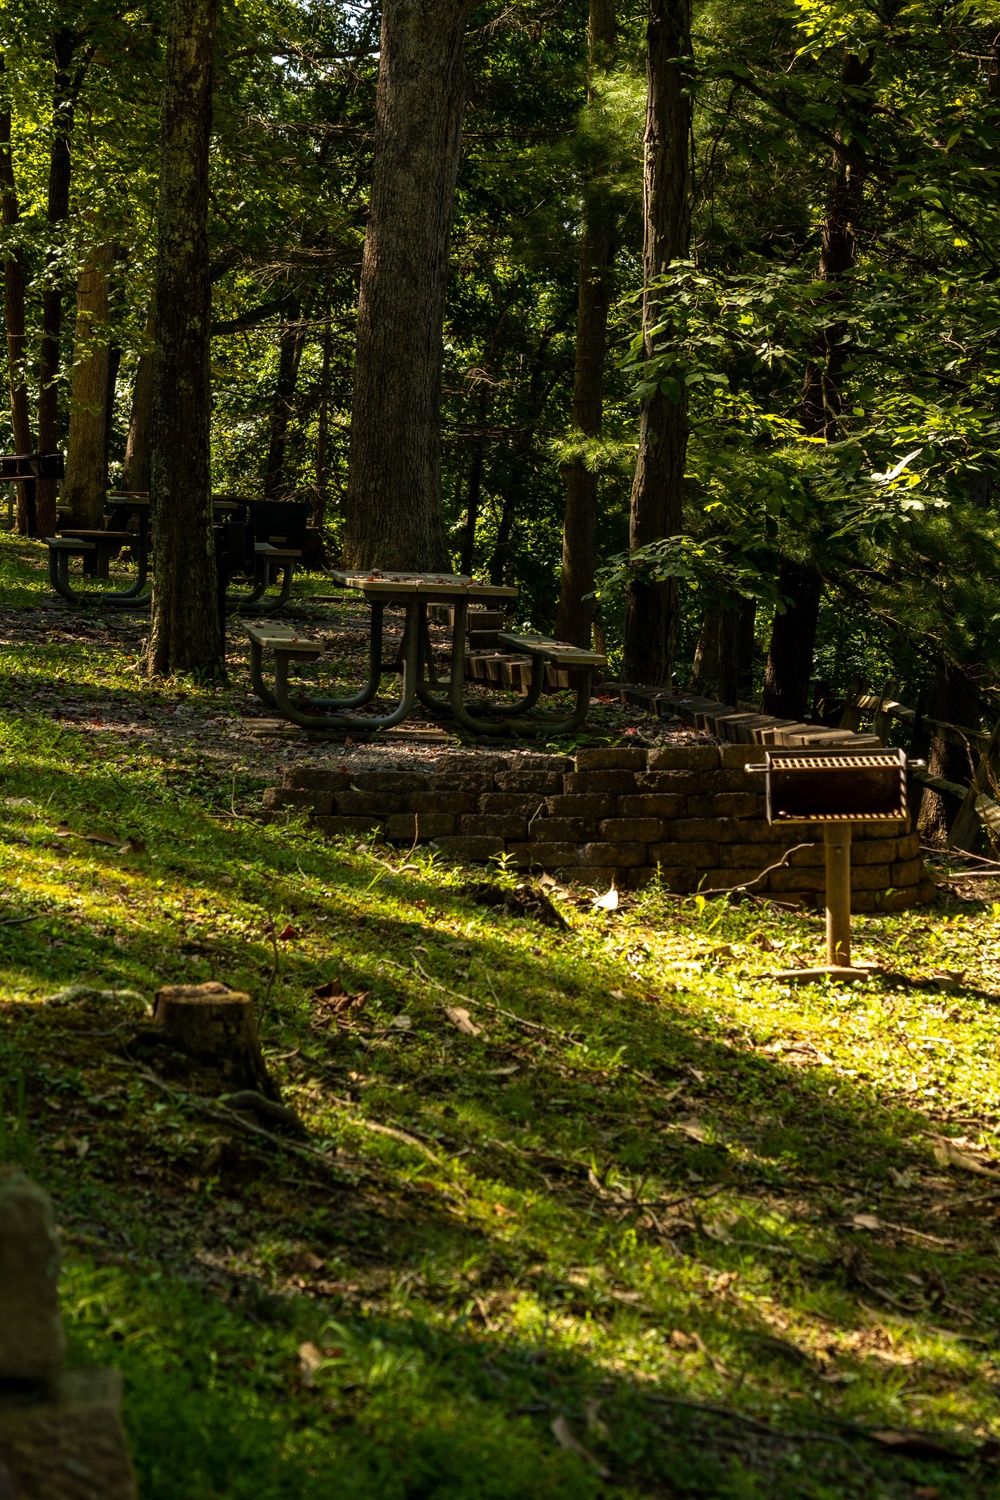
[[496, 631, 606, 667]]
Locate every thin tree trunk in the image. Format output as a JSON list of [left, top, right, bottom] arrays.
[[688, 608, 720, 694], [312, 307, 331, 530], [36, 27, 79, 539], [554, 0, 617, 648], [263, 303, 303, 499], [343, 0, 475, 571], [146, 0, 222, 679], [760, 50, 871, 718], [62, 241, 114, 527], [718, 594, 756, 706], [460, 430, 485, 576], [104, 339, 121, 485], [622, 0, 692, 687], [918, 657, 984, 844], [123, 303, 155, 492], [0, 62, 34, 533]]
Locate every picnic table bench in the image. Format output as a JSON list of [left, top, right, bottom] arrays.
[[247, 571, 606, 737]]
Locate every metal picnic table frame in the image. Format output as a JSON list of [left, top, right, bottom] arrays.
[[254, 570, 602, 737]]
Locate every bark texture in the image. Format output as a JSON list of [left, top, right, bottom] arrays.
[[623, 0, 692, 686], [761, 50, 871, 717], [312, 308, 331, 529], [0, 64, 34, 533], [554, 0, 616, 648], [918, 657, 983, 844], [343, 0, 475, 571], [152, 982, 276, 1096], [146, 0, 222, 678], [123, 305, 155, 492], [62, 241, 114, 527], [760, 559, 822, 719], [36, 28, 80, 539], [263, 303, 303, 498]]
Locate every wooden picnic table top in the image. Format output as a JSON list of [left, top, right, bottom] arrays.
[[328, 569, 517, 602]]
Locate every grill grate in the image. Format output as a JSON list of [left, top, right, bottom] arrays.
[[774, 753, 901, 772]]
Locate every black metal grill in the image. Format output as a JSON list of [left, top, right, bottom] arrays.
[[762, 748, 908, 824]]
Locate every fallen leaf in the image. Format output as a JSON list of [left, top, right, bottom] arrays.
[[592, 886, 619, 911], [392, 1014, 412, 1029], [670, 1329, 696, 1350], [609, 988, 625, 1000], [850, 1213, 883, 1231], [675, 1118, 707, 1142], [277, 924, 299, 941], [550, 1416, 610, 1479], [298, 1340, 323, 1388], [444, 1005, 482, 1036]]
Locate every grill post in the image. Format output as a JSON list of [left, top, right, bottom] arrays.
[[824, 825, 852, 967]]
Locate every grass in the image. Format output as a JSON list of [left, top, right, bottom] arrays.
[[2, 529, 1000, 1497]]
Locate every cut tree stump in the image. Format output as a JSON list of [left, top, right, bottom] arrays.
[[151, 982, 277, 1097]]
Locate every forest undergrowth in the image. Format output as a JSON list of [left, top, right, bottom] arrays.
[[2, 540, 1000, 1498]]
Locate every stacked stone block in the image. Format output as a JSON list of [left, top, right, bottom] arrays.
[[264, 745, 935, 912]]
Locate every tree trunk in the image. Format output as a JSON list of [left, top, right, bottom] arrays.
[[622, 0, 692, 687], [0, 64, 34, 533], [760, 559, 822, 719], [343, 0, 475, 571], [36, 28, 79, 539], [312, 307, 331, 530], [263, 303, 303, 499], [62, 241, 114, 528], [104, 340, 121, 485], [554, 0, 617, 648], [146, 0, 222, 680], [918, 657, 983, 845], [761, 50, 871, 712], [688, 608, 720, 694], [718, 595, 756, 706], [123, 304, 155, 492]]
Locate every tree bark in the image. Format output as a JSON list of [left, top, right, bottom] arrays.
[[719, 594, 756, 706], [312, 307, 331, 530], [622, 0, 692, 687], [62, 241, 114, 527], [918, 657, 984, 844], [688, 608, 720, 694], [343, 0, 475, 571], [0, 62, 34, 533], [36, 28, 80, 539], [123, 304, 155, 492], [761, 50, 871, 717], [760, 559, 822, 719], [152, 982, 277, 1097], [263, 303, 303, 499], [146, 0, 222, 680], [554, 0, 617, 648]]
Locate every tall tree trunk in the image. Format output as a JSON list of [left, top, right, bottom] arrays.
[[36, 27, 79, 539], [62, 240, 113, 527], [0, 62, 34, 533], [460, 426, 485, 576], [343, 0, 474, 571], [688, 608, 720, 694], [146, 0, 222, 679], [312, 307, 331, 530], [760, 50, 871, 719], [918, 657, 984, 844], [554, 0, 617, 648], [622, 0, 692, 687], [263, 303, 303, 499], [123, 304, 155, 491]]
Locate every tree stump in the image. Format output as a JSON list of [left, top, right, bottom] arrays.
[[151, 982, 276, 1097]]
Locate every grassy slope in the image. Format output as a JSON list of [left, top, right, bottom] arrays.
[[2, 533, 1000, 1498]]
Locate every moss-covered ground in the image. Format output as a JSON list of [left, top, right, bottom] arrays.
[[2, 532, 1000, 1498]]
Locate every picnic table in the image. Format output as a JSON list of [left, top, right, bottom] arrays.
[[247, 569, 606, 737], [45, 495, 298, 612]]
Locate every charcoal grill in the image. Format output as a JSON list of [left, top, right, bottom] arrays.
[[747, 748, 916, 977]]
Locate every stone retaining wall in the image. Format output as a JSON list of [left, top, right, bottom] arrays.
[[264, 744, 935, 912]]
